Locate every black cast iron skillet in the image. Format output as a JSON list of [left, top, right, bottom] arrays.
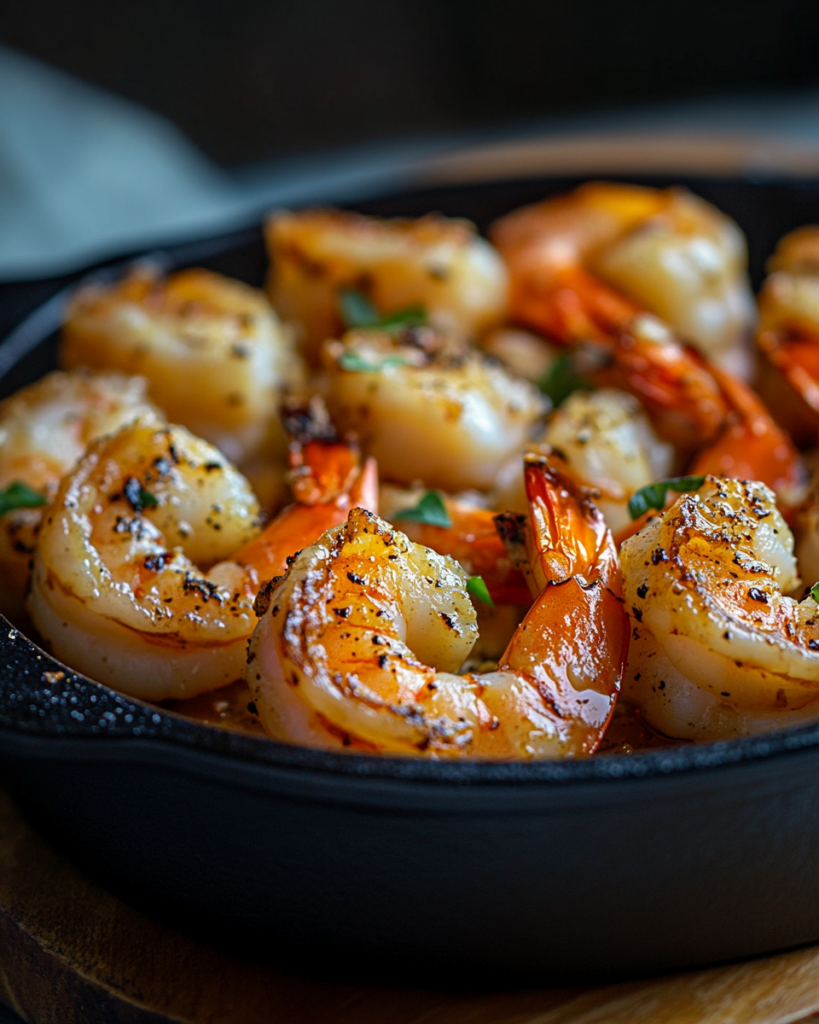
[[3, 174, 819, 985]]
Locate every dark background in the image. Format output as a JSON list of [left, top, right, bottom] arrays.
[[2, 0, 819, 166]]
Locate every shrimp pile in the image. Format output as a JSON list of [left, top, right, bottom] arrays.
[[6, 183, 819, 758], [490, 181, 755, 378]]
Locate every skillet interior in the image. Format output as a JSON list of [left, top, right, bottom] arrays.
[[3, 173, 819, 982]]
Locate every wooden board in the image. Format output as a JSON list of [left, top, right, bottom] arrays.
[[2, 788, 819, 1023]]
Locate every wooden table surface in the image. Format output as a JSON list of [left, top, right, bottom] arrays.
[[0, 787, 818, 1024]]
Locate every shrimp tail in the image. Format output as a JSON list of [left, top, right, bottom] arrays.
[[691, 364, 804, 508], [236, 403, 379, 584], [282, 397, 363, 505], [498, 455, 629, 755], [499, 575, 629, 755], [521, 452, 620, 591]]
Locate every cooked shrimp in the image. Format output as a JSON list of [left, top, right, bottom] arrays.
[[0, 369, 160, 623], [322, 326, 545, 492], [756, 227, 819, 446], [27, 413, 377, 702], [61, 265, 302, 466], [28, 418, 262, 700], [691, 364, 805, 509], [478, 258, 730, 456], [621, 476, 819, 740], [265, 209, 508, 363], [530, 388, 673, 535], [576, 321, 803, 508], [487, 201, 802, 499], [247, 455, 628, 758], [491, 181, 754, 376]]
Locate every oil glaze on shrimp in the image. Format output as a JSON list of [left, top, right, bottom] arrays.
[[247, 455, 628, 758], [621, 476, 819, 740], [27, 412, 377, 702]]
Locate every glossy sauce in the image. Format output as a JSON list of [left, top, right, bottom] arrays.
[[598, 700, 683, 755], [167, 680, 266, 736]]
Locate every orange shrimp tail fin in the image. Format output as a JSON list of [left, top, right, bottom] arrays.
[[758, 326, 819, 416], [237, 450, 380, 585], [283, 396, 365, 506], [501, 450, 629, 756], [506, 264, 641, 345], [500, 576, 628, 756], [523, 453, 619, 589], [692, 364, 804, 504], [290, 439, 360, 505], [349, 456, 379, 516]]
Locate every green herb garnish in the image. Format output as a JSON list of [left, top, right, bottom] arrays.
[[628, 475, 706, 520], [338, 351, 407, 372], [393, 491, 452, 528], [339, 288, 380, 329], [467, 575, 494, 607], [339, 287, 426, 332], [378, 305, 426, 330], [537, 353, 593, 407], [124, 476, 159, 513], [0, 481, 47, 517], [811, 582, 819, 604]]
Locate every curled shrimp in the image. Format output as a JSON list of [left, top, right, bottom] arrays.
[[61, 265, 302, 466], [0, 369, 160, 623], [524, 388, 673, 535], [621, 475, 819, 740], [755, 227, 819, 446], [27, 412, 376, 702], [322, 326, 544, 492], [265, 209, 508, 363], [247, 455, 628, 758], [491, 181, 754, 377]]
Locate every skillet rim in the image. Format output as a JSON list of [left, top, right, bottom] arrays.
[[5, 171, 819, 790], [4, 618, 819, 789]]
